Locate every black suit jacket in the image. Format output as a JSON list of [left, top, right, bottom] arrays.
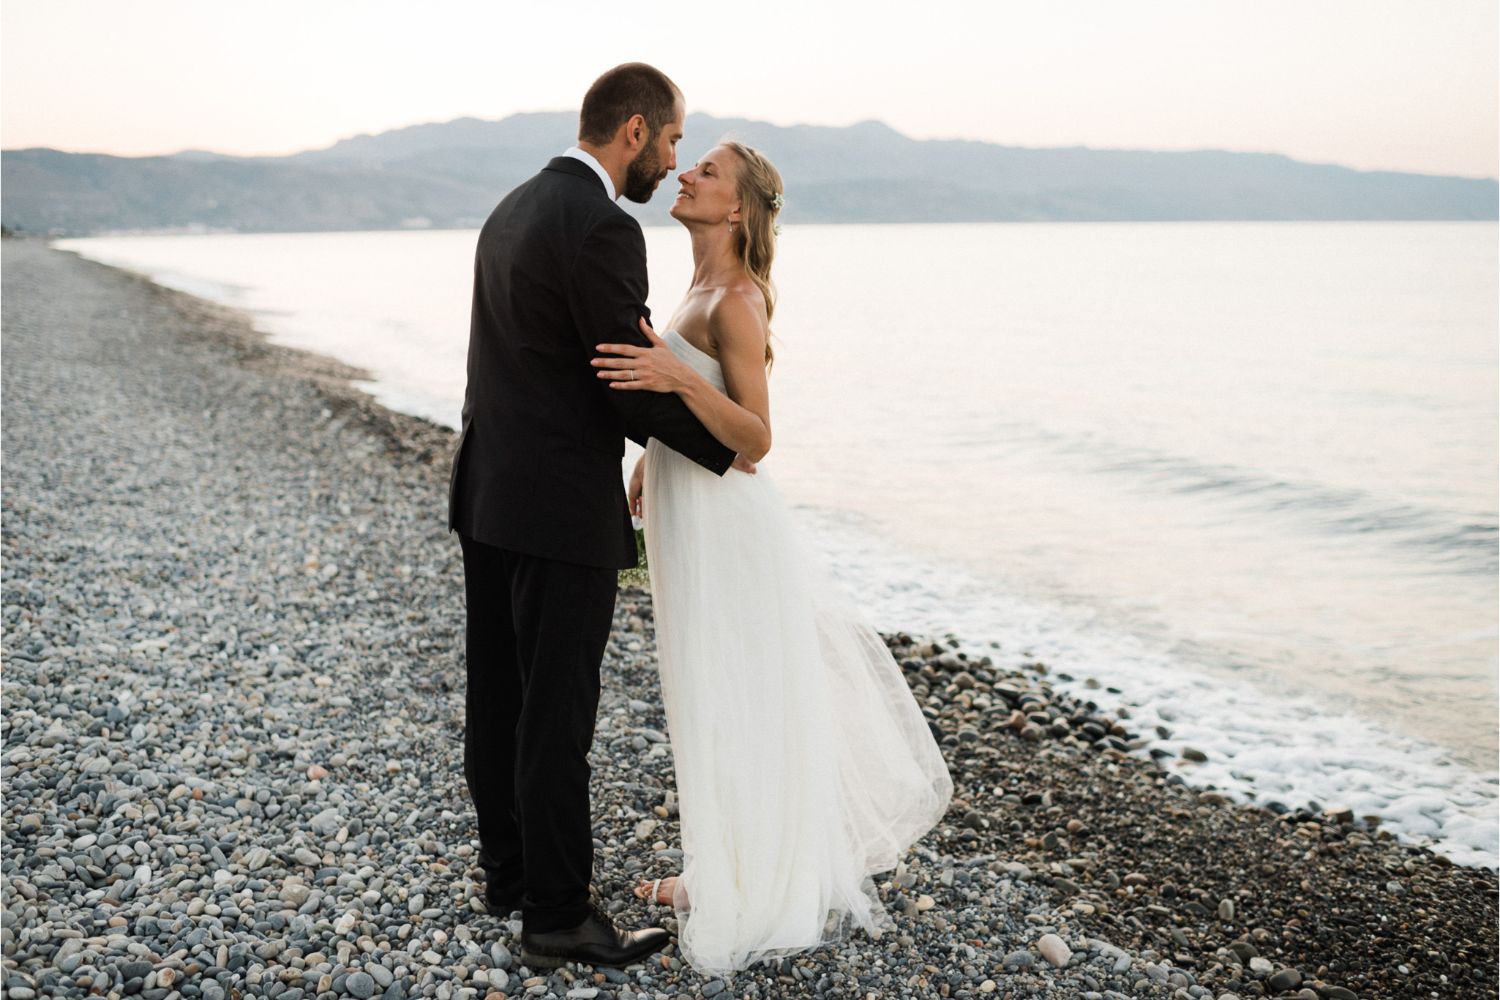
[[448, 156, 736, 568]]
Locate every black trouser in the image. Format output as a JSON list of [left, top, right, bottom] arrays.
[[458, 533, 617, 932]]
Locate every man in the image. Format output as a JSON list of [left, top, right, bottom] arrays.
[[448, 63, 739, 969]]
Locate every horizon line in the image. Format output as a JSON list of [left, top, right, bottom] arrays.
[[4, 111, 1497, 184]]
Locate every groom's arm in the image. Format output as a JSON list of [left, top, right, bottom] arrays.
[[567, 213, 736, 476]]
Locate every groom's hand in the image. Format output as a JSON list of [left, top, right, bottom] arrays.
[[731, 454, 757, 475]]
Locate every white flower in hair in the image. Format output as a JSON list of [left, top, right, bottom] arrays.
[[773, 224, 782, 236], [769, 192, 785, 211]]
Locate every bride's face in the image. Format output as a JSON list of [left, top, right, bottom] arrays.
[[669, 146, 741, 228]]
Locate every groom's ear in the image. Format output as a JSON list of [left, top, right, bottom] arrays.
[[621, 113, 648, 150]]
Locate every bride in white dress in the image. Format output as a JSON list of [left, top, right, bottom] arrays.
[[590, 141, 953, 976]]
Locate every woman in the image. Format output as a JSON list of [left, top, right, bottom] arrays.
[[590, 141, 953, 976]]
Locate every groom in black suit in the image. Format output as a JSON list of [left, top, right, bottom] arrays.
[[448, 63, 737, 968]]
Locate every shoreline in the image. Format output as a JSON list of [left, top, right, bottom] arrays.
[[3, 237, 1496, 999], [50, 230, 1500, 865]]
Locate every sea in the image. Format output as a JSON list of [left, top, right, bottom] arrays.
[[56, 221, 1500, 869]]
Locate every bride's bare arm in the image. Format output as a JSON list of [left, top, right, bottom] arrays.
[[593, 293, 772, 462], [682, 293, 772, 461]]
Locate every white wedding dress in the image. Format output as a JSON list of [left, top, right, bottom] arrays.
[[640, 329, 954, 976]]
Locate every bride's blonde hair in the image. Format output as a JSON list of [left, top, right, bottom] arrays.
[[722, 140, 783, 368]]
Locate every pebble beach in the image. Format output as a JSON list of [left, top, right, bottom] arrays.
[[2, 238, 1496, 1000]]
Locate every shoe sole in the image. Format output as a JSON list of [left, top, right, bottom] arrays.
[[519, 941, 663, 970], [519, 947, 568, 969]]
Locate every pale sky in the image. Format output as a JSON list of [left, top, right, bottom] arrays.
[[3, 0, 1496, 179]]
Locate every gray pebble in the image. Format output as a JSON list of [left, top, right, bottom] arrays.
[[347, 971, 376, 998]]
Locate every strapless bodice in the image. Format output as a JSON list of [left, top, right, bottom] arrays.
[[665, 329, 725, 391]]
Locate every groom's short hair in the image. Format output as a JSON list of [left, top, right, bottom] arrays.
[[578, 63, 682, 146]]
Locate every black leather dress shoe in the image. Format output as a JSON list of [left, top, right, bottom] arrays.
[[520, 902, 670, 969]]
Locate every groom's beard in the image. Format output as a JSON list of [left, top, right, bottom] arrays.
[[622, 142, 665, 204]]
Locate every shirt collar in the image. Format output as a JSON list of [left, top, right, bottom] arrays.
[[563, 145, 618, 201]]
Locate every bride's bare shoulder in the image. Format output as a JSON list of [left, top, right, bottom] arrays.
[[707, 284, 769, 351]]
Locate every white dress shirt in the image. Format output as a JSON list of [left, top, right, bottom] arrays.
[[563, 145, 618, 201]]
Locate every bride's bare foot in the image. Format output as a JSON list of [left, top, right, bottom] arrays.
[[632, 875, 684, 907]]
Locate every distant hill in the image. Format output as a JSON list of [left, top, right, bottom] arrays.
[[3, 112, 1495, 236]]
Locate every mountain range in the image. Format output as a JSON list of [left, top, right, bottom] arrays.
[[3, 112, 1495, 236]]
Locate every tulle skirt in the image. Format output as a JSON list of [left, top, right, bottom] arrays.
[[642, 440, 954, 976]]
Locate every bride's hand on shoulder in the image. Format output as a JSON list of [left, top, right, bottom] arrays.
[[592, 318, 691, 393]]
